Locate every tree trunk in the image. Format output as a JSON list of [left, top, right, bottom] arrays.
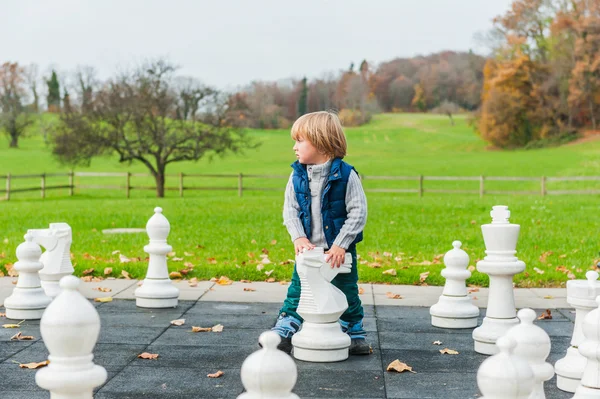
[[589, 97, 596, 130], [9, 134, 18, 148], [155, 172, 165, 198]]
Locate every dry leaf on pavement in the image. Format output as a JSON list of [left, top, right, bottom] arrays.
[[192, 326, 213, 332], [538, 309, 552, 320], [243, 288, 256, 292], [265, 278, 276, 283], [432, 340, 442, 345], [358, 287, 365, 295], [93, 287, 112, 293], [439, 348, 459, 355], [19, 360, 49, 369], [207, 370, 224, 378], [212, 324, 224, 332], [216, 276, 233, 285], [94, 297, 113, 303], [385, 292, 403, 299], [3, 320, 24, 328], [188, 277, 199, 287], [170, 319, 185, 326], [386, 359, 416, 373], [138, 352, 159, 360], [10, 332, 35, 341]]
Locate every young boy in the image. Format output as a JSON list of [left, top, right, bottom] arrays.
[[272, 110, 369, 355]]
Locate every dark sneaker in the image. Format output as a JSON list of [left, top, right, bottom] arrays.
[[277, 336, 293, 355], [349, 338, 371, 355]]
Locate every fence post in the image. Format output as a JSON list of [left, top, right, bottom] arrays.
[[418, 175, 423, 197], [541, 176, 546, 196], [69, 170, 74, 196], [41, 173, 46, 199], [5, 173, 10, 201], [238, 173, 243, 197], [179, 173, 184, 197], [126, 172, 131, 199], [479, 175, 485, 198]]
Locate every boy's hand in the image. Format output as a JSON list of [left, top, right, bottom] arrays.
[[294, 237, 315, 255], [325, 245, 346, 268]]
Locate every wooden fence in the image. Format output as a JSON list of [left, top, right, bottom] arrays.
[[1, 172, 600, 200]]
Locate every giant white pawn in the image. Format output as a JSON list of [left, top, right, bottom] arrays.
[[473, 205, 526, 355], [555, 271, 600, 393], [573, 296, 600, 398], [36, 276, 107, 398], [504, 308, 554, 399], [135, 207, 180, 308], [477, 335, 534, 398], [292, 247, 353, 362], [238, 331, 299, 399], [4, 234, 52, 320], [430, 240, 479, 328]]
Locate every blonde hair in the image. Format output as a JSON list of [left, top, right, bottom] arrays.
[[291, 111, 347, 159]]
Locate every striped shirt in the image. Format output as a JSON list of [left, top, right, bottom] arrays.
[[283, 160, 368, 250]]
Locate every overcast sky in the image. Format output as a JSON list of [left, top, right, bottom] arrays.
[[2, 0, 514, 91]]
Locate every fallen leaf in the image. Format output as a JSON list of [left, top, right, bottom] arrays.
[[264, 269, 274, 276], [433, 340, 442, 345], [192, 326, 213, 332], [169, 271, 183, 279], [188, 277, 199, 287], [104, 267, 113, 275], [470, 220, 477, 225], [568, 272, 576, 279], [121, 270, 131, 279], [439, 348, 459, 355], [81, 276, 93, 282], [82, 268, 95, 276], [207, 257, 217, 264], [386, 359, 416, 373], [137, 352, 159, 360], [256, 264, 264, 272], [251, 239, 257, 244], [419, 271, 430, 283], [3, 320, 24, 328], [240, 279, 252, 283], [265, 277, 276, 283], [170, 319, 185, 326], [279, 281, 289, 285], [211, 324, 224, 332], [167, 251, 176, 257], [559, 254, 567, 258], [270, 240, 277, 245], [358, 287, 365, 295], [468, 287, 479, 293], [538, 309, 552, 320], [468, 265, 475, 272], [383, 252, 392, 257], [382, 269, 397, 276], [171, 257, 184, 262], [94, 297, 113, 303], [184, 252, 194, 257], [417, 260, 432, 266], [10, 332, 34, 341], [261, 257, 272, 265], [386, 292, 403, 299], [533, 267, 545, 275], [93, 287, 112, 293], [0, 313, 5, 317], [367, 262, 381, 268], [543, 295, 554, 299], [243, 288, 256, 292], [119, 254, 131, 263], [111, 250, 120, 255], [539, 251, 553, 263], [394, 256, 402, 262], [19, 360, 49, 369], [216, 276, 233, 285], [207, 370, 224, 378]]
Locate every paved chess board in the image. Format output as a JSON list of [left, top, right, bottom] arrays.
[[0, 300, 574, 398]]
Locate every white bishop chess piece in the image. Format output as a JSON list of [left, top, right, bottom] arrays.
[[134, 207, 180, 308], [504, 308, 554, 399], [4, 234, 52, 320], [473, 205, 526, 355], [238, 331, 299, 399], [572, 296, 600, 398], [291, 247, 353, 362], [429, 240, 479, 328], [36, 275, 107, 398], [555, 270, 600, 393], [27, 223, 74, 297], [477, 335, 534, 398]]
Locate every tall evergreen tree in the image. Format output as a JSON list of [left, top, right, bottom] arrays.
[[298, 77, 308, 116], [46, 70, 61, 112]]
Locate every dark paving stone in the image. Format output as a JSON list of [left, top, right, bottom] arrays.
[[169, 313, 276, 330], [97, 326, 167, 345], [134, 344, 254, 369], [187, 301, 282, 315], [96, 366, 244, 398], [379, 331, 475, 351], [294, 370, 385, 398], [96, 299, 195, 314], [557, 308, 576, 322], [384, 371, 479, 399], [0, 363, 46, 392], [153, 327, 266, 347], [378, 318, 479, 335], [535, 321, 574, 337], [99, 312, 187, 328], [0, 391, 48, 398], [0, 340, 35, 363], [381, 349, 486, 374], [375, 306, 432, 320], [0, 322, 42, 342]]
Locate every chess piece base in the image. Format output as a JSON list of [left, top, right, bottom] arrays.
[[573, 384, 600, 399], [292, 321, 350, 362], [36, 362, 107, 398], [135, 279, 179, 309], [473, 316, 519, 355], [430, 295, 479, 329], [555, 346, 586, 393], [4, 287, 52, 320]]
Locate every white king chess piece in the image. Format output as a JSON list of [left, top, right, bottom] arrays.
[[4, 234, 52, 320], [555, 270, 600, 393], [472, 205, 526, 355], [292, 247, 353, 362], [134, 207, 180, 308], [238, 331, 299, 399], [27, 223, 74, 298], [430, 240, 479, 328], [35, 276, 107, 398]]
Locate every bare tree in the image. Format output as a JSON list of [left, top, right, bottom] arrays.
[[51, 60, 257, 197], [0, 62, 34, 148], [432, 100, 461, 125]]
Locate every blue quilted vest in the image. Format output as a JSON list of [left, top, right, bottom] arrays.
[[291, 158, 363, 249]]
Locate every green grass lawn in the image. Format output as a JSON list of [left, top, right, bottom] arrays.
[[1, 113, 599, 287]]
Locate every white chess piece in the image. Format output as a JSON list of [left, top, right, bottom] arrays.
[[555, 271, 600, 392], [477, 335, 534, 398], [504, 308, 554, 399], [292, 247, 353, 362], [473, 205, 526, 355], [573, 296, 600, 398], [4, 234, 52, 319], [430, 240, 479, 328], [238, 331, 299, 399], [134, 207, 180, 308], [27, 223, 74, 297], [35, 275, 107, 398]]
